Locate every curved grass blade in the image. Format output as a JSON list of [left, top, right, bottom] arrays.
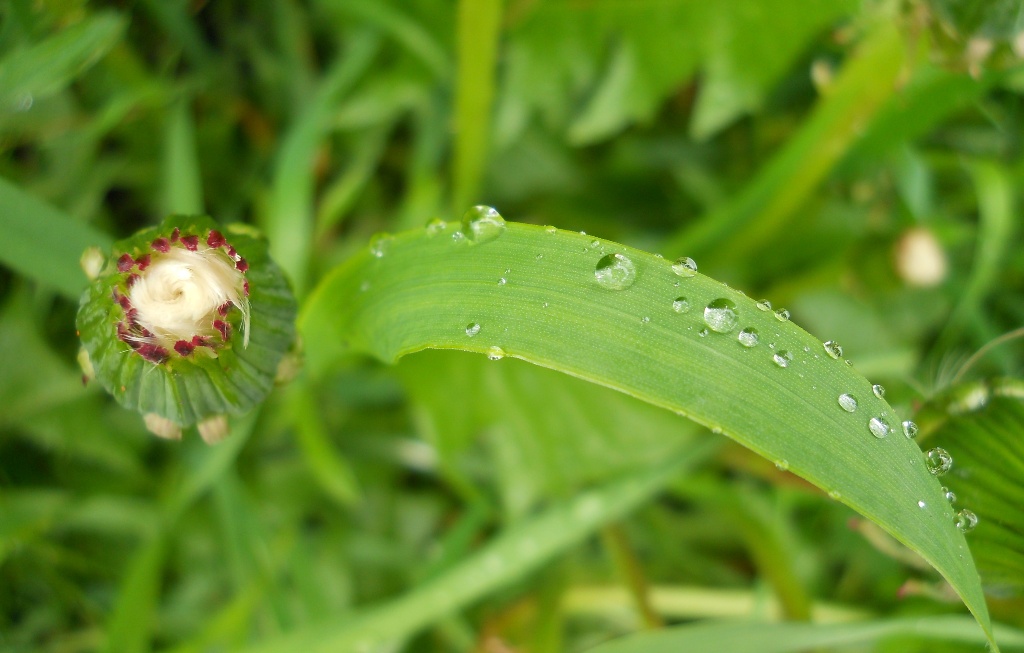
[[585, 616, 1024, 653], [302, 220, 996, 648]]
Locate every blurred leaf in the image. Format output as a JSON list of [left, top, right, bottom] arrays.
[[161, 100, 204, 216], [0, 176, 113, 299], [301, 220, 995, 646], [665, 23, 905, 263], [265, 32, 379, 296], [586, 616, 1024, 653], [240, 444, 716, 653], [690, 0, 855, 140], [917, 378, 1024, 597], [0, 11, 125, 109]]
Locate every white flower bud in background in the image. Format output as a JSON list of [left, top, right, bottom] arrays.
[[80, 247, 105, 280], [895, 227, 948, 287]]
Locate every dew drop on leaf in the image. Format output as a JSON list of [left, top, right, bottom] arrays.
[[901, 420, 919, 439], [872, 384, 886, 399], [955, 508, 978, 533], [703, 298, 738, 333], [487, 345, 506, 361], [461, 205, 506, 243], [465, 323, 481, 337], [868, 416, 890, 438], [671, 256, 697, 278], [838, 393, 858, 412], [671, 297, 690, 313], [369, 233, 392, 258], [772, 350, 793, 368], [425, 218, 447, 236], [774, 308, 790, 322], [698, 328, 709, 337], [925, 447, 953, 476], [942, 486, 957, 504], [594, 253, 637, 290], [737, 327, 759, 347], [756, 299, 772, 311], [823, 340, 843, 359]]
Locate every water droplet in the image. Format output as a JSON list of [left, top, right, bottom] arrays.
[[698, 328, 709, 337], [772, 350, 793, 368], [901, 420, 918, 439], [828, 489, 841, 500], [925, 447, 953, 476], [955, 509, 978, 533], [487, 346, 506, 361], [775, 459, 789, 471], [590, 239, 600, 247], [838, 393, 858, 412], [823, 340, 843, 359], [774, 308, 790, 322], [671, 297, 690, 313], [542, 302, 549, 308], [942, 487, 957, 504], [498, 277, 507, 286], [452, 231, 465, 243], [425, 218, 447, 236], [641, 316, 650, 324], [738, 327, 759, 348], [535, 253, 543, 260], [872, 384, 886, 399], [756, 299, 772, 311], [545, 225, 557, 235], [461, 205, 506, 243], [703, 298, 738, 333], [671, 257, 697, 278], [918, 500, 926, 509], [594, 253, 637, 290], [868, 416, 890, 438], [369, 233, 392, 258], [466, 323, 481, 337]]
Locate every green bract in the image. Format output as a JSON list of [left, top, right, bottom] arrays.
[[76, 215, 297, 441]]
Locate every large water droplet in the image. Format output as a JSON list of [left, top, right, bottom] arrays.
[[425, 218, 447, 236], [487, 345, 506, 361], [671, 257, 697, 278], [703, 298, 738, 333], [756, 299, 772, 311], [462, 205, 506, 243], [925, 447, 953, 476], [594, 253, 637, 290], [369, 233, 392, 258], [823, 340, 843, 359], [774, 308, 790, 322], [466, 323, 481, 337], [838, 393, 858, 412], [671, 297, 690, 313], [872, 384, 886, 399], [772, 350, 793, 368], [955, 508, 978, 533], [868, 416, 890, 438], [901, 420, 919, 439], [738, 327, 759, 348]]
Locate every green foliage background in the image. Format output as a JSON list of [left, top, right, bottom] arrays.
[[1, 1, 1024, 652]]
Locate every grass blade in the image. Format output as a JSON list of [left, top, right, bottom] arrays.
[[453, 0, 504, 210], [238, 443, 716, 653], [586, 616, 1024, 653], [0, 176, 113, 298], [302, 220, 996, 648]]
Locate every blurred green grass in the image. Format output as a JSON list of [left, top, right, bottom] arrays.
[[1, 1, 1023, 652]]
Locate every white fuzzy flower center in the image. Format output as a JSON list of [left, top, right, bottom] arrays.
[[129, 248, 249, 347]]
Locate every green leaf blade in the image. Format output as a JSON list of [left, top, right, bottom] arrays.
[[302, 220, 996, 648]]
